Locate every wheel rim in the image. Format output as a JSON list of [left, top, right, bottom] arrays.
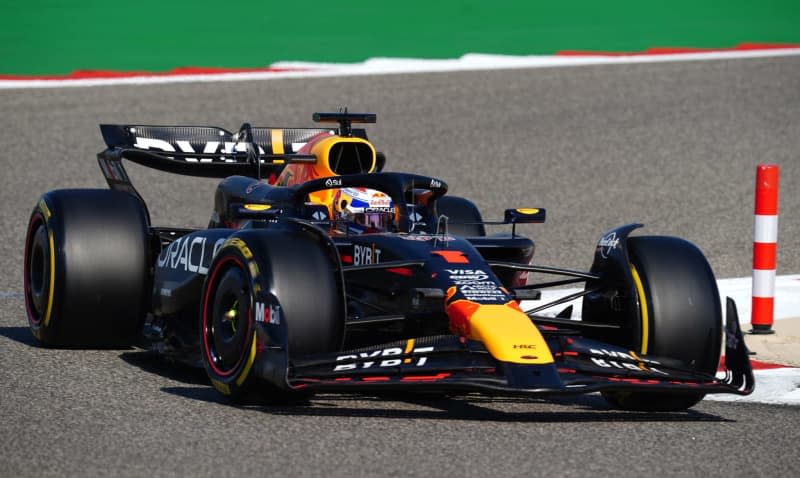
[[25, 216, 51, 325], [202, 256, 252, 377]]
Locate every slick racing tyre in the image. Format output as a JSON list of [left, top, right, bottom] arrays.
[[433, 196, 486, 237], [201, 228, 344, 402], [24, 189, 150, 347], [603, 236, 722, 411]]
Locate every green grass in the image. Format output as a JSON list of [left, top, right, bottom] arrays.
[[1, 0, 798, 75]]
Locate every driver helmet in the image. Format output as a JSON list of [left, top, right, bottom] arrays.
[[333, 187, 395, 233]]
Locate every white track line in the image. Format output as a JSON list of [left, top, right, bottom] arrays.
[[706, 368, 800, 406], [2, 48, 800, 89]]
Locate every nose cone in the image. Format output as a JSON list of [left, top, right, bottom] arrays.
[[447, 300, 554, 365]]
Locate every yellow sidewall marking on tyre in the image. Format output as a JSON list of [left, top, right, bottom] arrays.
[[630, 264, 649, 355], [211, 379, 231, 395], [43, 229, 56, 327], [235, 331, 258, 387], [223, 238, 260, 283], [225, 237, 254, 259], [38, 199, 52, 219]]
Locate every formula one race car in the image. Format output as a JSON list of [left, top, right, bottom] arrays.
[[23, 111, 754, 411]]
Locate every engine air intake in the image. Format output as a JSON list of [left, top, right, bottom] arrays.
[[329, 142, 375, 175]]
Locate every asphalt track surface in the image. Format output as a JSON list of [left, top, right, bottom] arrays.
[[1, 56, 799, 477]]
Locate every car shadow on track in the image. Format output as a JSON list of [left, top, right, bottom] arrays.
[[119, 350, 210, 386], [160, 385, 730, 423], [0, 326, 40, 346], [1, 325, 138, 351]]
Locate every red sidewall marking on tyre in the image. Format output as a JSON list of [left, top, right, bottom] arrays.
[[202, 254, 252, 378]]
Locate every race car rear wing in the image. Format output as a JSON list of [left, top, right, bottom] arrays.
[[98, 109, 379, 177], [96, 112, 381, 220], [98, 123, 351, 178], [97, 122, 333, 218]]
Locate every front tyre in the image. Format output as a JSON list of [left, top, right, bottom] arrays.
[[201, 230, 345, 402], [201, 249, 261, 400], [602, 236, 722, 411]]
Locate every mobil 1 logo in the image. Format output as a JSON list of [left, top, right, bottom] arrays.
[[255, 301, 280, 325]]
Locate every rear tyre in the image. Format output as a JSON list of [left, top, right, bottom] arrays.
[[201, 229, 344, 402], [602, 236, 722, 411], [433, 196, 485, 237], [24, 189, 150, 346]]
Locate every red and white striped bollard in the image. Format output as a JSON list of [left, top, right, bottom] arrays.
[[751, 164, 779, 334]]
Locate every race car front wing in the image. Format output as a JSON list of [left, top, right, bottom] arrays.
[[285, 299, 754, 397]]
